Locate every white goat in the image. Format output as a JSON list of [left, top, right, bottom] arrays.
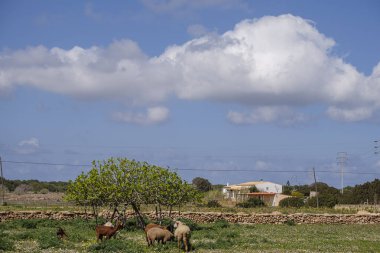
[[174, 220, 191, 252]]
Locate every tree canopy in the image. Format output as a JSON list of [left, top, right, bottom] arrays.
[[65, 158, 201, 225]]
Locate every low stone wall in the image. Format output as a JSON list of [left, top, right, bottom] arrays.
[[2, 210, 380, 224]]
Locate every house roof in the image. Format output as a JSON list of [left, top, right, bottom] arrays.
[[238, 181, 271, 186], [224, 181, 278, 189]]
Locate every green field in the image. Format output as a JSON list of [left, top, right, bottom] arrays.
[[1, 218, 380, 253]]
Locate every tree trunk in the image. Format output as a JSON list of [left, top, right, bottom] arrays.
[[155, 204, 158, 221], [158, 203, 162, 224], [169, 205, 172, 218], [110, 206, 119, 222], [131, 203, 146, 229], [92, 204, 98, 225]]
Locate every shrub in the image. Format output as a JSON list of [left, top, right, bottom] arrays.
[[279, 197, 305, 208], [236, 198, 265, 208], [291, 191, 304, 198], [307, 194, 338, 208], [123, 216, 150, 231], [37, 231, 62, 249], [284, 219, 296, 226], [21, 220, 38, 229], [0, 230, 14, 251], [207, 200, 221, 208], [249, 185, 259, 193], [39, 188, 49, 194], [213, 219, 230, 229], [192, 177, 212, 192]]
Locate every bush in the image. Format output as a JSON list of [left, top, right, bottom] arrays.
[[213, 219, 230, 229], [291, 191, 304, 198], [37, 231, 62, 249], [236, 198, 265, 208], [123, 216, 150, 231], [307, 194, 338, 208], [192, 177, 212, 192], [207, 200, 221, 208], [249, 185, 259, 193], [284, 219, 296, 226], [39, 188, 49, 194], [0, 230, 14, 251], [279, 197, 305, 208], [21, 220, 38, 229]]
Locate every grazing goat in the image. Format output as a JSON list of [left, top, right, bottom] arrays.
[[146, 227, 174, 246], [144, 223, 168, 243], [95, 221, 123, 242], [56, 227, 68, 240], [174, 221, 191, 252]]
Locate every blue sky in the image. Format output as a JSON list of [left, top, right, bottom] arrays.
[[1, 0, 380, 188]]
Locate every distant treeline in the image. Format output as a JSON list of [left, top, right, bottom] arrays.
[[0, 177, 68, 193], [283, 179, 380, 207]]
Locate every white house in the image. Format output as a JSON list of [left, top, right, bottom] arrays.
[[223, 181, 286, 206]]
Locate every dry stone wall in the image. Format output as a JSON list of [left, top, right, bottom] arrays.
[[2, 210, 380, 224]]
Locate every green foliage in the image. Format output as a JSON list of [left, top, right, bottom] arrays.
[[249, 185, 259, 193], [279, 197, 305, 208], [291, 191, 304, 198], [213, 219, 230, 229], [207, 200, 221, 208], [65, 158, 201, 226], [21, 219, 38, 229], [39, 188, 49, 194], [307, 195, 338, 208], [284, 219, 296, 226], [88, 239, 147, 253], [192, 177, 212, 192], [123, 216, 150, 231], [0, 230, 14, 251], [37, 231, 63, 249], [236, 198, 265, 208], [0, 177, 68, 192]]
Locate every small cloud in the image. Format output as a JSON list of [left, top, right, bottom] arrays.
[[112, 106, 169, 125], [327, 106, 373, 122], [16, 137, 40, 154], [227, 106, 307, 126]]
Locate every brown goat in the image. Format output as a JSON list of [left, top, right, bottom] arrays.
[[144, 223, 166, 243], [95, 221, 123, 242]]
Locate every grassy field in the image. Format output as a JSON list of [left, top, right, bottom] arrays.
[[1, 218, 380, 253]]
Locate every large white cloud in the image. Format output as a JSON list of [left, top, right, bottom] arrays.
[[0, 40, 174, 105], [1, 14, 380, 123]]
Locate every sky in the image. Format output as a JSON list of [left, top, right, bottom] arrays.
[[1, 0, 380, 188]]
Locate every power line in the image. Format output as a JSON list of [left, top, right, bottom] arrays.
[[2, 159, 380, 175]]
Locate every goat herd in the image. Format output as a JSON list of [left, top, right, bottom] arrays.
[[83, 219, 192, 252]]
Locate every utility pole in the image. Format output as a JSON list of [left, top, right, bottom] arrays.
[[313, 167, 319, 208], [337, 152, 347, 194], [0, 156, 4, 205]]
